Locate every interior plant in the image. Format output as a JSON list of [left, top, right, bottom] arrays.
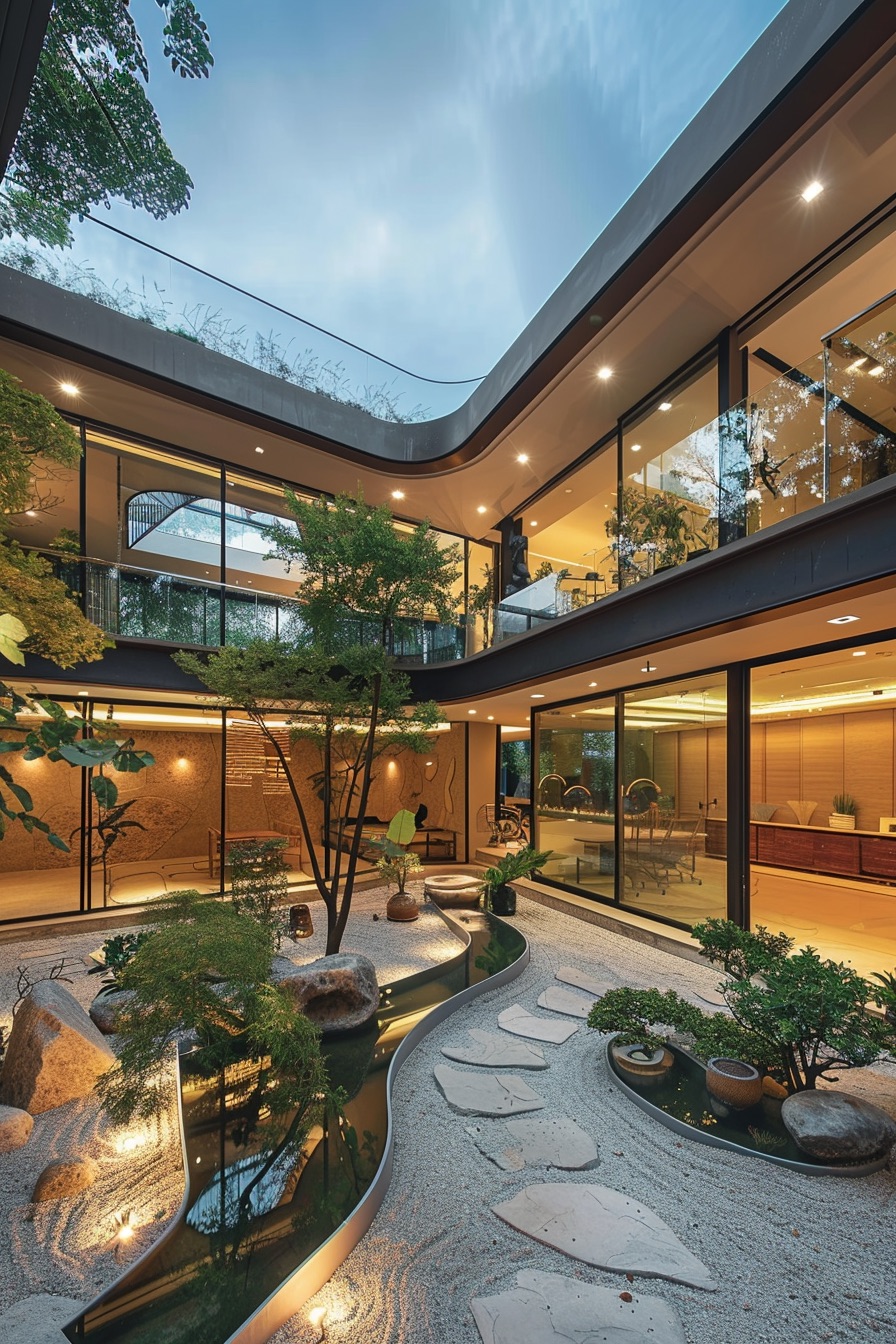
[[371, 809, 424, 920], [480, 845, 552, 916], [692, 918, 896, 1092], [606, 486, 703, 586], [830, 793, 858, 829]]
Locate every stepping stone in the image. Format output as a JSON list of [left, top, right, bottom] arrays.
[[471, 1269, 686, 1344], [0, 1295, 86, 1344], [433, 1066, 545, 1116], [441, 1030, 548, 1070], [466, 1114, 598, 1171], [492, 1183, 717, 1290], [537, 986, 594, 1019], [498, 1005, 579, 1044], [556, 966, 612, 997]]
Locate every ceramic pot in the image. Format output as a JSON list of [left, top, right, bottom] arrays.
[[705, 1057, 763, 1109], [488, 884, 516, 916], [386, 890, 419, 922], [610, 1043, 674, 1082]]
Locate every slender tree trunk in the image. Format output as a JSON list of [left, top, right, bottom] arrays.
[[329, 673, 381, 953]]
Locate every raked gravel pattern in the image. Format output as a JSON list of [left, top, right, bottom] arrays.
[[0, 886, 461, 1318], [272, 896, 896, 1344]]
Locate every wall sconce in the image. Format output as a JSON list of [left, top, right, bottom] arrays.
[[176, 755, 189, 769]]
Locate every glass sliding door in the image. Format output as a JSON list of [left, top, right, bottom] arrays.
[[533, 697, 617, 900], [620, 675, 727, 924]]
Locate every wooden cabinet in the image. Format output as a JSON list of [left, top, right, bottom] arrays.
[[860, 837, 896, 880], [705, 821, 896, 883]]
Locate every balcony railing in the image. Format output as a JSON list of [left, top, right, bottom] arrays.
[[41, 553, 464, 665]]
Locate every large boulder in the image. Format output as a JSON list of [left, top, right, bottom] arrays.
[[89, 987, 135, 1036], [0, 981, 116, 1114], [0, 1104, 33, 1153], [32, 1157, 98, 1202], [272, 952, 378, 1034], [0, 1295, 86, 1344], [782, 1090, 896, 1163]]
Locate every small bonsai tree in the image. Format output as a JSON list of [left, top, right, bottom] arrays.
[[586, 986, 767, 1069], [692, 918, 896, 1092]]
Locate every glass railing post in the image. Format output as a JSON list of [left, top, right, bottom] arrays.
[[822, 341, 832, 503]]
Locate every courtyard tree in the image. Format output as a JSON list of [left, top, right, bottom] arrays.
[[177, 490, 460, 954], [1, 0, 214, 247]]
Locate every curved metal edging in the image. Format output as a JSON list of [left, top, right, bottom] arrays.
[[223, 908, 529, 1344], [604, 1041, 886, 1179]]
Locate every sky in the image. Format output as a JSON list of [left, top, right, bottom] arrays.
[[67, 0, 789, 391]]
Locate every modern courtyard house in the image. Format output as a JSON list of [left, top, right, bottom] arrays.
[[2, 0, 896, 989]]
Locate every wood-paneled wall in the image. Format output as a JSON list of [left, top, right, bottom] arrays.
[[752, 709, 896, 830]]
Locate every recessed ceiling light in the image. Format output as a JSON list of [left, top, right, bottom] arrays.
[[254, 445, 264, 454], [827, 614, 859, 625], [476, 506, 487, 515], [589, 681, 597, 688], [391, 490, 405, 500], [658, 401, 673, 412], [531, 693, 545, 699], [516, 453, 529, 464], [487, 715, 494, 721], [468, 709, 477, 715], [529, 520, 538, 527], [597, 366, 613, 381], [630, 443, 641, 453], [852, 650, 867, 657], [564, 488, 573, 494], [59, 381, 80, 396], [801, 180, 824, 202]]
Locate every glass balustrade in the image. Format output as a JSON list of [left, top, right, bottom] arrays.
[[0, 219, 483, 423]]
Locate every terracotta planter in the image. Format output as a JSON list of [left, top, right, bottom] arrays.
[[386, 890, 419, 922], [705, 1057, 763, 1109], [611, 1043, 674, 1082]]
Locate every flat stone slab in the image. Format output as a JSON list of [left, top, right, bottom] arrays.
[[537, 986, 595, 1019], [492, 1183, 717, 1290], [0, 1295, 86, 1344], [498, 1005, 580, 1044], [441, 1029, 548, 1070], [433, 1066, 545, 1116], [471, 1269, 686, 1344], [466, 1113, 598, 1171], [782, 1090, 896, 1162], [556, 966, 613, 997]]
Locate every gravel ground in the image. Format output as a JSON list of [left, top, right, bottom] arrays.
[[0, 886, 460, 1320], [271, 896, 896, 1344]]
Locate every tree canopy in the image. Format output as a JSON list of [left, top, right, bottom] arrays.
[[1, 0, 214, 248], [177, 490, 458, 953], [0, 366, 108, 667]]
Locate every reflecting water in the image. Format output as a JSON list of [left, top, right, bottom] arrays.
[[65, 911, 524, 1343]]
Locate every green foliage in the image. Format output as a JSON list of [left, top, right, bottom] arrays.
[[176, 489, 456, 955], [481, 846, 552, 892], [228, 839, 289, 946], [96, 890, 296, 1123], [2, 0, 213, 247], [375, 846, 423, 895], [691, 918, 794, 979], [606, 486, 703, 583], [0, 366, 109, 666], [832, 793, 858, 816], [692, 918, 895, 1091], [467, 562, 495, 646], [870, 969, 896, 1011], [0, 683, 154, 849], [585, 985, 767, 1068], [264, 489, 461, 653], [386, 809, 417, 845]]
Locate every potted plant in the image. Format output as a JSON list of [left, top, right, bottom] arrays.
[[371, 810, 424, 921], [870, 969, 896, 1025], [829, 793, 858, 830], [480, 845, 552, 916], [606, 487, 703, 585]]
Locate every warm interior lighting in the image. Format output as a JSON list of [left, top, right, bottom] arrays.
[[827, 614, 859, 625], [467, 709, 477, 715], [597, 366, 613, 380], [529, 519, 538, 527], [641, 660, 656, 673], [853, 650, 867, 657], [391, 490, 405, 500], [658, 401, 673, 412], [176, 755, 188, 768], [254, 445, 264, 454], [516, 453, 529, 463], [58, 380, 80, 396], [486, 715, 494, 721], [476, 505, 487, 514], [531, 693, 545, 699], [801, 179, 824, 202], [630, 443, 641, 453]]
